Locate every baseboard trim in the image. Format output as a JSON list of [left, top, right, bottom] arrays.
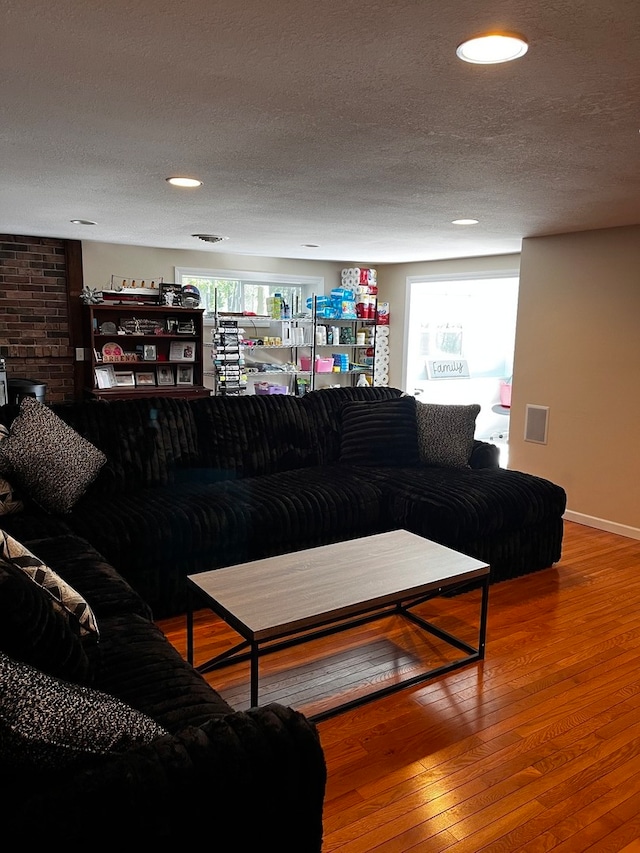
[[564, 510, 640, 541]]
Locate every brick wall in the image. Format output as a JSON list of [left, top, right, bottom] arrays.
[[0, 235, 80, 404]]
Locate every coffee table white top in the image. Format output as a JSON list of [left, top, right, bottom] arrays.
[[188, 529, 489, 642]]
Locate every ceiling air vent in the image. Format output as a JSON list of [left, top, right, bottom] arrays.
[[192, 234, 228, 244]]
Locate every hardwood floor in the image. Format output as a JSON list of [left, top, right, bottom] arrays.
[[157, 521, 640, 851]]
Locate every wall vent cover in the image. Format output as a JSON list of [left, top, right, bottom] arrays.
[[192, 234, 228, 244], [524, 404, 549, 444]]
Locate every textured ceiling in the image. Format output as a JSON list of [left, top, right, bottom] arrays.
[[1, 0, 640, 263]]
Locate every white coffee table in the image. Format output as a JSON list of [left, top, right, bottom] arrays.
[[187, 529, 489, 721]]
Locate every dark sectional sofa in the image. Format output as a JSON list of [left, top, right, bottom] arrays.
[[1, 385, 567, 620], [0, 386, 567, 845]]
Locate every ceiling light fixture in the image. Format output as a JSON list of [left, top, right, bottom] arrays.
[[166, 176, 203, 188], [456, 32, 528, 64], [452, 218, 479, 225], [301, 243, 320, 248], [192, 234, 228, 243], [70, 219, 97, 225]]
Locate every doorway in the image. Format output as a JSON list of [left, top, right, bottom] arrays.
[[404, 272, 519, 466]]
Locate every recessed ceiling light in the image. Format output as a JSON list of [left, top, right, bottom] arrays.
[[70, 219, 97, 225], [301, 244, 320, 248], [166, 176, 203, 188], [456, 32, 528, 64], [452, 218, 479, 225]]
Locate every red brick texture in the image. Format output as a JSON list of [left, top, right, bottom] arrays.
[[0, 235, 79, 404]]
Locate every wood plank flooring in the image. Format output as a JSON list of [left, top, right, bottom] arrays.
[[157, 521, 640, 851]]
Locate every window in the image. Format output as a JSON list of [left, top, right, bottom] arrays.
[[174, 268, 323, 316], [405, 271, 519, 460]]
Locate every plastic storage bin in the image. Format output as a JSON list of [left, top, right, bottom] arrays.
[[315, 357, 335, 373], [255, 382, 288, 395]]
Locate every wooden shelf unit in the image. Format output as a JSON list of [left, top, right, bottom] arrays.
[[84, 304, 210, 400]]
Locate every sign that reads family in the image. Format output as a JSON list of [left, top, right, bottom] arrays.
[[427, 359, 470, 379]]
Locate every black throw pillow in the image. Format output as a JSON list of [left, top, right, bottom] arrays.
[[338, 396, 420, 467]]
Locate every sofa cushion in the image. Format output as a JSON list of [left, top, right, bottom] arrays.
[[189, 394, 315, 480], [415, 401, 481, 468], [65, 467, 386, 619], [91, 613, 233, 731], [0, 650, 168, 772], [338, 396, 420, 467], [0, 529, 99, 640], [21, 534, 152, 621], [0, 559, 93, 683], [51, 397, 199, 495], [0, 397, 106, 513], [379, 465, 567, 540]]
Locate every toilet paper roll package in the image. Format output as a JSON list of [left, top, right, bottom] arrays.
[[376, 302, 390, 325]]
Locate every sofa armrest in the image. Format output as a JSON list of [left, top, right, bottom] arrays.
[[469, 439, 501, 469], [5, 703, 326, 851]]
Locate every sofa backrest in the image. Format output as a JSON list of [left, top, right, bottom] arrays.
[[50, 397, 199, 494], [188, 393, 316, 481]]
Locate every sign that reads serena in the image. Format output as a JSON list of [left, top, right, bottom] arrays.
[[427, 359, 470, 380]]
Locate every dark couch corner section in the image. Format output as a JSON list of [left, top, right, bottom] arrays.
[[0, 385, 567, 846]]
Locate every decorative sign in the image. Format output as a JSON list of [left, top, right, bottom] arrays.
[[427, 359, 470, 379]]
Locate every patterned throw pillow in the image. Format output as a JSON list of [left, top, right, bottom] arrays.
[[0, 397, 106, 514], [0, 651, 168, 772], [0, 425, 23, 516], [415, 401, 481, 468], [0, 530, 99, 640]]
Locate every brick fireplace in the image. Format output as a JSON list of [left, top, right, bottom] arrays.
[[0, 235, 84, 404]]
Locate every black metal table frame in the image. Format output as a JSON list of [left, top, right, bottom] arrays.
[[187, 572, 489, 723]]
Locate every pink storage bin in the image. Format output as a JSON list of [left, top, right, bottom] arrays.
[[299, 355, 334, 373], [315, 357, 335, 373]]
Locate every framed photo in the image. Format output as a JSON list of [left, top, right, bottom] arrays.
[[177, 319, 196, 335], [135, 371, 156, 386], [114, 370, 135, 387], [156, 366, 175, 386], [143, 344, 157, 361], [176, 365, 194, 386], [169, 340, 196, 362], [95, 364, 116, 389], [159, 283, 183, 308]]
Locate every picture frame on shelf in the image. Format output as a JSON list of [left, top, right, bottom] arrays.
[[95, 364, 116, 389], [143, 344, 157, 361], [135, 371, 156, 386], [169, 340, 196, 361], [156, 366, 175, 386], [176, 319, 196, 335], [159, 283, 183, 308], [114, 370, 135, 387], [176, 365, 194, 386]]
